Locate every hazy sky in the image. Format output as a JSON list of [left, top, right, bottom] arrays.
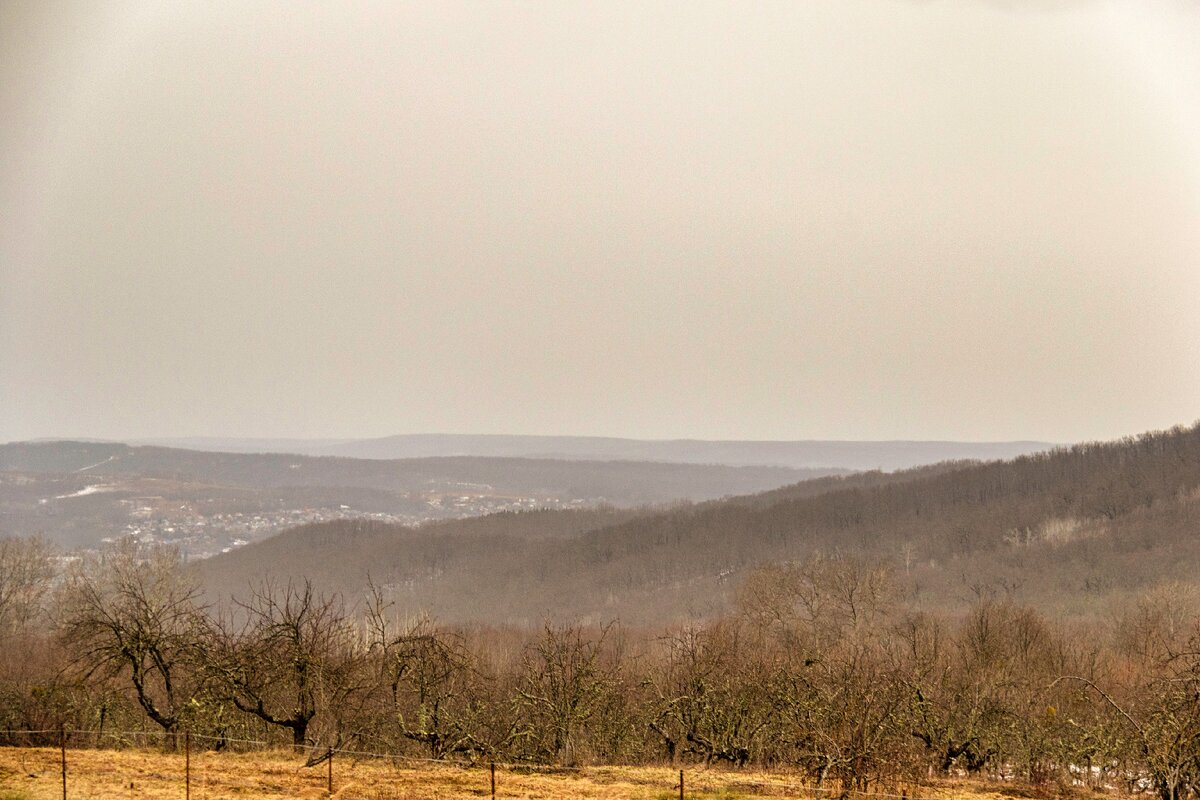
[[2, 1, 1198, 444]]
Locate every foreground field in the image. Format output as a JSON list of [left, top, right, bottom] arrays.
[[0, 746, 1077, 800]]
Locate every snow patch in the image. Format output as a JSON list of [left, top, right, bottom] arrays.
[[54, 485, 113, 499]]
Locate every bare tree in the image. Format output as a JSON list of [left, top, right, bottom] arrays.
[[646, 621, 769, 768], [210, 579, 361, 747], [364, 595, 482, 758], [0, 536, 55, 640], [58, 542, 208, 738], [518, 623, 617, 765], [0, 536, 64, 739]]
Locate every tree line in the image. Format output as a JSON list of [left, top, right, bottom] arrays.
[[7, 538, 1200, 799]]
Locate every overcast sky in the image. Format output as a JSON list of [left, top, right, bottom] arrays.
[[2, 1, 1198, 444]]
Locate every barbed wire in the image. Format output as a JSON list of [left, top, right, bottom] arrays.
[[0, 728, 583, 770]]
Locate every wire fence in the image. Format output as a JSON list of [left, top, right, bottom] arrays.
[[0, 727, 932, 800]]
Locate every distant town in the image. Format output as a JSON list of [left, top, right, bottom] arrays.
[[70, 488, 592, 560]]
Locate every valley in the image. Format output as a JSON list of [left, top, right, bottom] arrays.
[[0, 441, 840, 555]]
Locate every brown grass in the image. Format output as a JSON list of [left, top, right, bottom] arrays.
[[0, 747, 1108, 800]]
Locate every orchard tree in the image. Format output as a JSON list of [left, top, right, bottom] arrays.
[[210, 579, 362, 747], [59, 542, 208, 738]]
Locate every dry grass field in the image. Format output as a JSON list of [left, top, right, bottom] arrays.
[[0, 747, 1089, 800]]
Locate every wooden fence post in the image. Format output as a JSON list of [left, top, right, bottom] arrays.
[[679, 768, 684, 800], [490, 760, 496, 798], [60, 725, 67, 800], [185, 730, 191, 800], [327, 747, 333, 794]]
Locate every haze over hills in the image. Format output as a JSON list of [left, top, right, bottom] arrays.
[[127, 437, 356, 454], [0, 440, 840, 551], [132, 434, 1055, 471], [0, 436, 1056, 554], [194, 423, 1200, 626]]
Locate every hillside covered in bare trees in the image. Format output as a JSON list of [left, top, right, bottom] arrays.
[[196, 423, 1200, 625]]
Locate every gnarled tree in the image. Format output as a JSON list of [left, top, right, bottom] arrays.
[[210, 579, 361, 747], [59, 542, 208, 739]]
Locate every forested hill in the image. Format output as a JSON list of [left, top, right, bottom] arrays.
[[195, 423, 1200, 626]]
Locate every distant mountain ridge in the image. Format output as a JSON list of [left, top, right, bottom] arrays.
[[129, 433, 1055, 471], [0, 441, 832, 497]]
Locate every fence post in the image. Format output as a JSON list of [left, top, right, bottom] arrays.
[[490, 760, 496, 798], [60, 725, 67, 800], [327, 747, 333, 794], [58, 724, 68, 800], [185, 730, 191, 800], [679, 768, 684, 800]]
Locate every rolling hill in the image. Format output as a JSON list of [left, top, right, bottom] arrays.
[[194, 423, 1200, 625], [0, 440, 841, 549]]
